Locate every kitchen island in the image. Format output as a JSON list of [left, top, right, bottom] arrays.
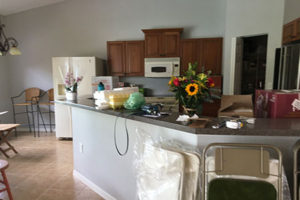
[[56, 99, 300, 200]]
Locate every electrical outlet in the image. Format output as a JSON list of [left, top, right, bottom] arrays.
[[79, 143, 83, 153]]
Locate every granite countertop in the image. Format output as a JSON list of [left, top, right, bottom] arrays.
[[55, 98, 300, 137]]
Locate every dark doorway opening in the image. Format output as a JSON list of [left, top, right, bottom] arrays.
[[234, 35, 268, 95]]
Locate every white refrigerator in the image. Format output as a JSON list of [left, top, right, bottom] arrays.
[[52, 57, 105, 138]]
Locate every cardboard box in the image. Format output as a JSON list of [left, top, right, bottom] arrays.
[[218, 95, 253, 118], [269, 91, 300, 118]]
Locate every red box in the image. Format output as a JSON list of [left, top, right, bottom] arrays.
[[255, 90, 300, 118], [269, 91, 300, 118]]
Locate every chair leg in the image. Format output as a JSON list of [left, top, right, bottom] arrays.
[[37, 105, 40, 137], [38, 105, 47, 134], [25, 105, 32, 133], [11, 104, 18, 137], [49, 104, 52, 133], [31, 104, 36, 137], [1, 170, 13, 200]]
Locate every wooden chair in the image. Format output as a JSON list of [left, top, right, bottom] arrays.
[[0, 160, 13, 200], [0, 124, 19, 158], [11, 88, 47, 137], [37, 88, 55, 135]]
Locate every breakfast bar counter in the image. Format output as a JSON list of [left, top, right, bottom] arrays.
[[56, 98, 300, 137], [55, 99, 299, 200]]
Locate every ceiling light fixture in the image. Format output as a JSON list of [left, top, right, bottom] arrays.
[[0, 24, 21, 56]]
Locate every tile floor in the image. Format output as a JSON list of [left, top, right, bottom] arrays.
[[0, 132, 104, 200]]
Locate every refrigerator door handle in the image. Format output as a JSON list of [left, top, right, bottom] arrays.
[[281, 47, 288, 89]]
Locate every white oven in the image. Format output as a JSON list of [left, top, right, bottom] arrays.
[[144, 57, 180, 77]]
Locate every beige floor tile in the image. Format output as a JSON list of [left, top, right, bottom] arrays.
[[0, 132, 104, 200]]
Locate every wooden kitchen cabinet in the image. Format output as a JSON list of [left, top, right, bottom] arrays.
[[107, 41, 126, 76], [282, 17, 300, 44], [125, 41, 144, 76], [107, 40, 144, 76], [181, 38, 223, 75], [142, 28, 183, 58]]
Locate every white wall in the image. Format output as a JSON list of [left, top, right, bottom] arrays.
[[4, 0, 226, 97], [223, 0, 285, 94], [0, 56, 11, 123], [284, 0, 300, 23]]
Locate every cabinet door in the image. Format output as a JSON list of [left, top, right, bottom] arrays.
[[55, 103, 72, 138], [162, 32, 180, 57], [144, 33, 161, 58], [282, 21, 296, 44], [295, 18, 300, 41], [201, 38, 223, 75], [180, 39, 200, 75], [125, 41, 145, 76], [107, 41, 126, 76]]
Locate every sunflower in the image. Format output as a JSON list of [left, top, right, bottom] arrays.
[[185, 83, 199, 96]]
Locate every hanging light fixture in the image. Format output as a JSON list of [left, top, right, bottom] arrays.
[[0, 24, 21, 56]]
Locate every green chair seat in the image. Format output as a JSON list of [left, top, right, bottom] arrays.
[[208, 178, 277, 200]]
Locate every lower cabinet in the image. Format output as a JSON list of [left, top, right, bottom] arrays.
[[54, 103, 72, 138]]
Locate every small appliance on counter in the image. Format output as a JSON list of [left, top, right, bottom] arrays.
[[144, 57, 180, 77]]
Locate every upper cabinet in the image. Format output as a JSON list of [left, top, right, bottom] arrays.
[[107, 41, 144, 76], [282, 17, 300, 45], [142, 28, 183, 58], [181, 38, 223, 75], [107, 41, 125, 76]]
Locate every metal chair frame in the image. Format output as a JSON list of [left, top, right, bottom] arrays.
[[293, 142, 300, 200], [11, 88, 47, 137], [36, 89, 55, 136], [202, 143, 283, 200]]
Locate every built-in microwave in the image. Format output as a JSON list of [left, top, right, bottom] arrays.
[[144, 57, 180, 77]]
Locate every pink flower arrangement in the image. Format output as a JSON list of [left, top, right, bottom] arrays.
[[64, 72, 83, 93]]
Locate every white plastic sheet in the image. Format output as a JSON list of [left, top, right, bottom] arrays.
[[134, 128, 201, 200]]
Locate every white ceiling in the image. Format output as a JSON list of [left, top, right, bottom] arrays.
[[0, 0, 66, 16]]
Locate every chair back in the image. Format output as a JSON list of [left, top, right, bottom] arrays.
[[214, 148, 270, 178], [25, 88, 40, 102], [48, 88, 54, 102], [203, 143, 283, 200]]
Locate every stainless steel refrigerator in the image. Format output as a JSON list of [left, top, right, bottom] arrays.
[[274, 44, 300, 89]]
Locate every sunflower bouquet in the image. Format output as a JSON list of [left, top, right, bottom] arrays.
[[169, 62, 218, 115]]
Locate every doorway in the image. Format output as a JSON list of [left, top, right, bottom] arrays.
[[234, 35, 268, 95]]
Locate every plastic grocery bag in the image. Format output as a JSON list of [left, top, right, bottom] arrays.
[[123, 92, 145, 110]]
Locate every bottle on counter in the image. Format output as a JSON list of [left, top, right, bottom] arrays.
[[98, 82, 105, 91]]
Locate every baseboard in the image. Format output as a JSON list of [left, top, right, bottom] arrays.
[[73, 170, 117, 200], [15, 127, 55, 133]]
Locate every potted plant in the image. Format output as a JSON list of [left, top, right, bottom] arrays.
[[64, 72, 83, 101], [168, 62, 219, 116]]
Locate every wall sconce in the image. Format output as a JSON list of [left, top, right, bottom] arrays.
[[0, 24, 21, 56]]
